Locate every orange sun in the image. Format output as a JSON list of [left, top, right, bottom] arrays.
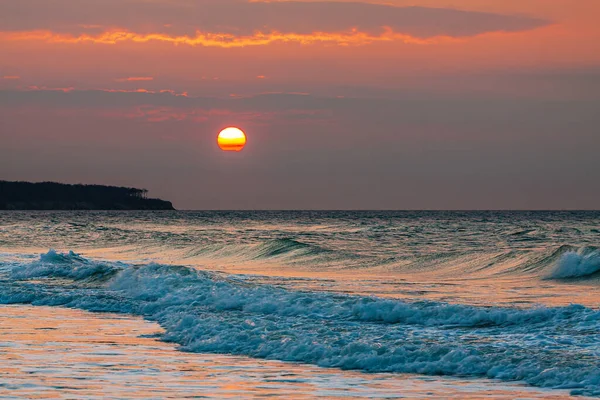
[[217, 127, 247, 152]]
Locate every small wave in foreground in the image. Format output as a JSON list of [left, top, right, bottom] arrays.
[[0, 250, 599, 397]]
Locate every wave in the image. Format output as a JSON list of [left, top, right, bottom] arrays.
[[548, 247, 600, 279], [252, 238, 329, 259], [8, 249, 122, 282], [36, 225, 598, 283], [180, 237, 355, 267], [378, 244, 600, 282], [1, 250, 600, 396]]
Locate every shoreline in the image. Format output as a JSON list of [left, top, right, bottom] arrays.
[[0, 304, 582, 399]]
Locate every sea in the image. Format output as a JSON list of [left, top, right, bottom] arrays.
[[0, 211, 599, 399]]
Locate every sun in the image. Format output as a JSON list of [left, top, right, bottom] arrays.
[[217, 127, 247, 152]]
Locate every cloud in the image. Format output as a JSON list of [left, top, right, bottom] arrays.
[[114, 77, 154, 82], [1, 88, 597, 131], [0, 28, 452, 48], [0, 0, 548, 42]]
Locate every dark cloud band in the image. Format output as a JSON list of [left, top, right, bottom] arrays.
[[0, 0, 548, 38]]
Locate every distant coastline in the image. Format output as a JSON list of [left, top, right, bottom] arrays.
[[0, 181, 175, 210]]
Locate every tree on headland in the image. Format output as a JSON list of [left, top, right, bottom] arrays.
[[0, 181, 174, 210]]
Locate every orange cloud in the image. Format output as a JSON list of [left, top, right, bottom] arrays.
[[25, 85, 188, 97], [0, 28, 455, 48], [99, 88, 188, 97], [2, 75, 20, 80], [114, 77, 154, 82], [26, 85, 75, 92]]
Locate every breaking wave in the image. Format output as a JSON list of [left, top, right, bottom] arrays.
[[9, 249, 121, 282], [548, 247, 600, 279], [171, 238, 600, 282], [1, 250, 600, 396]]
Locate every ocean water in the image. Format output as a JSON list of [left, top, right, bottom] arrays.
[[0, 211, 599, 398]]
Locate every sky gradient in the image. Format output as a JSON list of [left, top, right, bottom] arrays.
[[1, 0, 599, 209]]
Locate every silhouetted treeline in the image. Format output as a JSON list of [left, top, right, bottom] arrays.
[[0, 181, 175, 210]]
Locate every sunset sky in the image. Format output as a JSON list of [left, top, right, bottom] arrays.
[[1, 0, 599, 209]]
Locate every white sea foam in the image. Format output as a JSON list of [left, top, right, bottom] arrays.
[[0, 250, 599, 396], [549, 248, 600, 279], [9, 249, 120, 281]]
